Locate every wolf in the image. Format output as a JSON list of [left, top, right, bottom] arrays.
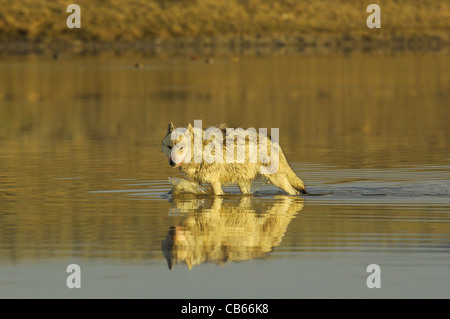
[[161, 122, 307, 196]]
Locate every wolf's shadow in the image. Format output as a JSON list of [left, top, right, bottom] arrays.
[[161, 194, 304, 270]]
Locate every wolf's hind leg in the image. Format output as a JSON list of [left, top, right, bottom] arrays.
[[238, 180, 253, 195], [266, 173, 299, 196]]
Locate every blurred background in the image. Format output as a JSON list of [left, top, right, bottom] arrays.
[[0, 0, 449, 54]]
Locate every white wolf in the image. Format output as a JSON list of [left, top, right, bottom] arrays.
[[161, 122, 307, 196]]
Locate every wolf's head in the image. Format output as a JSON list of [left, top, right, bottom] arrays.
[[161, 122, 194, 168]]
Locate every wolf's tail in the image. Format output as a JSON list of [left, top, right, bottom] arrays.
[[286, 168, 308, 195]]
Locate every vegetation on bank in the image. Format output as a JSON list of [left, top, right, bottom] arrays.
[[0, 0, 449, 44]]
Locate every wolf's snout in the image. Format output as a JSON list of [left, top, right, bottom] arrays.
[[169, 159, 176, 167]]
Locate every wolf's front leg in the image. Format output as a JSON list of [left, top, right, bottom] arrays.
[[210, 180, 224, 196], [169, 177, 206, 194]]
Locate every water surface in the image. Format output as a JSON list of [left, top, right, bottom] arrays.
[[0, 52, 449, 298]]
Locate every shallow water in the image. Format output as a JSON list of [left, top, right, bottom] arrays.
[[0, 52, 449, 298]]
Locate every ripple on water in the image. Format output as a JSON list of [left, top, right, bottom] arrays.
[[90, 164, 450, 206]]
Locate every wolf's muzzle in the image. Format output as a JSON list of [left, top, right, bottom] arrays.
[[169, 159, 177, 167]]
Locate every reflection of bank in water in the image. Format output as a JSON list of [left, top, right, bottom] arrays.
[[161, 195, 303, 270]]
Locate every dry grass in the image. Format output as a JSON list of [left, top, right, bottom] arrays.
[[0, 0, 449, 43]]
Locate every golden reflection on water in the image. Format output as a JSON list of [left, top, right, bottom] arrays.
[[0, 52, 449, 265], [162, 195, 303, 270]]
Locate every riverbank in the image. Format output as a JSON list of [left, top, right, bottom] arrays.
[[0, 0, 449, 55], [1, 34, 448, 57]]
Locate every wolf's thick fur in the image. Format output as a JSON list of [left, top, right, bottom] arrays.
[[161, 122, 307, 196]]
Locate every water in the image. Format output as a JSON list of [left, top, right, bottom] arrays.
[[0, 51, 449, 298]]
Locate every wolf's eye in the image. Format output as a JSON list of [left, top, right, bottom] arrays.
[[168, 146, 173, 150]]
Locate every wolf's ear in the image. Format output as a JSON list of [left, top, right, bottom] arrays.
[[184, 123, 193, 138], [166, 122, 174, 135]]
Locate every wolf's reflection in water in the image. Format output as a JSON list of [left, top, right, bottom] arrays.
[[161, 195, 304, 270]]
